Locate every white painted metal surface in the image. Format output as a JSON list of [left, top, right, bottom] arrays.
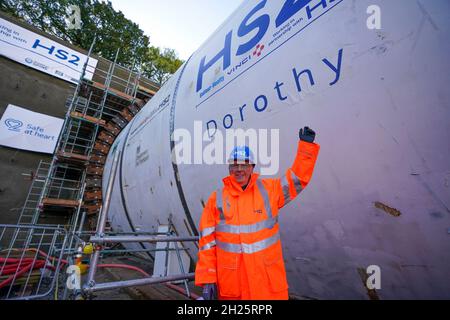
[[104, 0, 450, 299]]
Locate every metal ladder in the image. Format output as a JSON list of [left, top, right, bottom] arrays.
[[17, 161, 51, 226], [8, 161, 51, 251]]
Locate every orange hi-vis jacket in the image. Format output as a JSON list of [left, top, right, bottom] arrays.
[[195, 140, 320, 300]]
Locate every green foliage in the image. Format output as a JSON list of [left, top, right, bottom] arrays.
[[0, 0, 183, 84], [142, 46, 183, 85]]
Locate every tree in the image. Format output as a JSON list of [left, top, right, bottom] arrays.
[[1, 0, 151, 69], [142, 47, 183, 86]]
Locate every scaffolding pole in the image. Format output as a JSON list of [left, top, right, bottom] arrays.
[[84, 148, 121, 293]]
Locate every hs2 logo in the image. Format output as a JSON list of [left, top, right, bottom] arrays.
[[196, 0, 336, 92]]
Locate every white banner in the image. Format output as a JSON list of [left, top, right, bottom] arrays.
[[0, 104, 64, 154], [0, 17, 98, 84]]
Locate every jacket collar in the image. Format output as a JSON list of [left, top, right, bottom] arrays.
[[222, 173, 259, 196]]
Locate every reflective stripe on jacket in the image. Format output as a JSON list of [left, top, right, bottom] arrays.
[[195, 140, 320, 300]]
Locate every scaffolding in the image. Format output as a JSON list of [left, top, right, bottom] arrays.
[[81, 150, 197, 300], [0, 224, 68, 300], [0, 40, 201, 300], [19, 41, 157, 231]]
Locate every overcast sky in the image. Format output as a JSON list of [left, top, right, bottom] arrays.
[[108, 0, 244, 60]]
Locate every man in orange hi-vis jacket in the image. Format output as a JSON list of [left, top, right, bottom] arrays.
[[195, 127, 320, 300]]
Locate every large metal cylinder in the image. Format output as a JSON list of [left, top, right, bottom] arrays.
[[103, 0, 450, 299]]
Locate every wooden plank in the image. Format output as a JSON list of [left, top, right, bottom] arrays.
[[93, 142, 110, 155], [134, 97, 145, 106], [85, 178, 102, 188], [138, 85, 157, 96], [84, 190, 102, 201], [127, 103, 140, 115], [111, 116, 127, 129], [70, 111, 106, 126], [87, 166, 104, 176], [134, 99, 146, 108], [42, 198, 80, 207], [89, 154, 107, 165], [91, 81, 135, 102], [57, 151, 89, 162], [98, 131, 114, 145], [104, 122, 121, 136], [120, 108, 133, 122]]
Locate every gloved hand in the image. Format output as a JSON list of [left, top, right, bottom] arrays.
[[202, 283, 217, 300], [299, 126, 316, 143]]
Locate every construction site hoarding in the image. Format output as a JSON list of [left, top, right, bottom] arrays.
[[0, 17, 98, 84], [0, 104, 63, 154]]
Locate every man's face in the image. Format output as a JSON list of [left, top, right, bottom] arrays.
[[229, 161, 254, 186]]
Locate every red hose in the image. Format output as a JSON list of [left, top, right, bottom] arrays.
[[0, 253, 61, 289], [3, 248, 68, 265], [165, 282, 200, 300], [0, 261, 45, 289], [2, 251, 199, 299], [0, 260, 45, 275], [0, 258, 35, 263]]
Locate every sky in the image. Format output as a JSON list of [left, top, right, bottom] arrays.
[[108, 0, 244, 60]]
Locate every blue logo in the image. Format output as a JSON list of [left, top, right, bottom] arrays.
[[196, 0, 318, 93], [32, 39, 81, 66], [25, 58, 33, 64], [5, 119, 23, 132], [194, 0, 343, 98]]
